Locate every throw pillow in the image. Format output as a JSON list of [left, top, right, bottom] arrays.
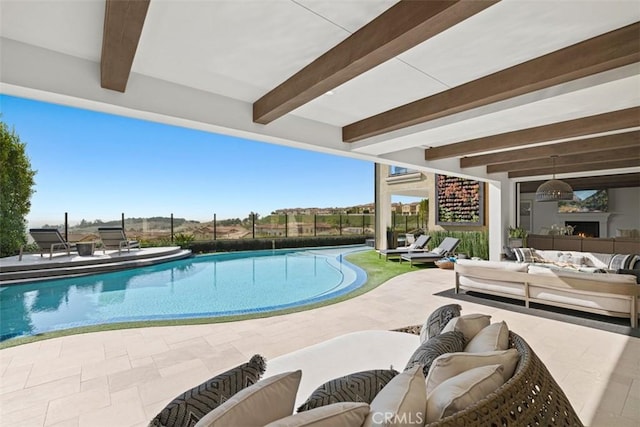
[[297, 369, 398, 412], [465, 321, 509, 353], [425, 349, 519, 395], [441, 313, 491, 343], [513, 248, 541, 263], [419, 304, 462, 342], [149, 354, 267, 427], [609, 254, 639, 270], [266, 402, 370, 427], [425, 364, 505, 423], [363, 365, 426, 427], [404, 331, 466, 376], [503, 246, 517, 261], [194, 370, 302, 427]]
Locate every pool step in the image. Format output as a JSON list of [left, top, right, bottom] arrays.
[[0, 249, 192, 284]]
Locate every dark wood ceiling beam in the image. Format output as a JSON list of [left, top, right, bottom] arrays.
[[487, 147, 640, 173], [461, 131, 640, 168], [253, 0, 499, 125], [101, 0, 151, 92], [425, 107, 640, 161], [344, 22, 640, 142], [519, 173, 640, 192], [508, 158, 640, 178]]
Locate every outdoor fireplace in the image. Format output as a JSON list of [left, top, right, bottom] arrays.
[[565, 221, 599, 238]]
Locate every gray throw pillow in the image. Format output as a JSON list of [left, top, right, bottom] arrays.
[[420, 304, 462, 342], [405, 331, 466, 377], [148, 354, 266, 427], [297, 369, 399, 413]]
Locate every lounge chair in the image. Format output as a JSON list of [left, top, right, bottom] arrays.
[[378, 234, 431, 261], [98, 227, 140, 254], [23, 228, 75, 260], [400, 236, 460, 267]]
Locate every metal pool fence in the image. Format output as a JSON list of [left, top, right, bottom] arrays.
[[37, 211, 426, 244]]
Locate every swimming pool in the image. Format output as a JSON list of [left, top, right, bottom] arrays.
[[0, 246, 368, 341]]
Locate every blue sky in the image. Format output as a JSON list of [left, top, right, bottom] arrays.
[[1, 94, 376, 226]]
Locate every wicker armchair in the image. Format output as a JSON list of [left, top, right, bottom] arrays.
[[426, 331, 584, 426]]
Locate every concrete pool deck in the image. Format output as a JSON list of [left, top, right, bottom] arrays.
[[0, 267, 638, 426], [0, 247, 192, 284]]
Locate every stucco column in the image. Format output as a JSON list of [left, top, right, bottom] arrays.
[[374, 163, 392, 250], [487, 174, 515, 261]]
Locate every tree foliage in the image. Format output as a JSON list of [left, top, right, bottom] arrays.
[[0, 121, 36, 257]]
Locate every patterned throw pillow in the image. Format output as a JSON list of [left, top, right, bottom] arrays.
[[419, 304, 462, 342], [297, 369, 399, 412], [513, 248, 540, 263], [609, 254, 639, 270], [148, 354, 267, 427], [404, 331, 466, 377]]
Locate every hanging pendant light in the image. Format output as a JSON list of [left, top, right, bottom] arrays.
[[535, 156, 573, 202]]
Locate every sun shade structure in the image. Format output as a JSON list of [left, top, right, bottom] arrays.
[[1, 1, 638, 260]]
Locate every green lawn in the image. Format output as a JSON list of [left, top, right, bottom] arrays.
[[0, 248, 426, 349]]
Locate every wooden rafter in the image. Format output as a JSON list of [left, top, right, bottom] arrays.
[[253, 0, 499, 125], [101, 0, 151, 92], [488, 147, 640, 174], [509, 158, 640, 178], [519, 173, 640, 192], [344, 22, 640, 142], [461, 131, 640, 168], [424, 107, 640, 161]]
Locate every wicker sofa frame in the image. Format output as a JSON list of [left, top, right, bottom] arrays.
[[425, 331, 583, 426]]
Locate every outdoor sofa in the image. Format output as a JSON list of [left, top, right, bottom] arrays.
[[455, 249, 640, 327]]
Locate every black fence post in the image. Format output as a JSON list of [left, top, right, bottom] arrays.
[[213, 213, 217, 240], [64, 212, 68, 241], [405, 216, 408, 233], [171, 213, 174, 243], [121, 212, 125, 230], [252, 213, 255, 239], [339, 214, 342, 236], [362, 214, 365, 235], [285, 215, 288, 238], [314, 214, 317, 237]]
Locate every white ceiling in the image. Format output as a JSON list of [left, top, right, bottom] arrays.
[[1, 0, 639, 182]]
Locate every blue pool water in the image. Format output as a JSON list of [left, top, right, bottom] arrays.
[[0, 246, 368, 341]]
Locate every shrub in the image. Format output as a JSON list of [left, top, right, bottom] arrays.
[[427, 230, 489, 260], [186, 235, 372, 254]]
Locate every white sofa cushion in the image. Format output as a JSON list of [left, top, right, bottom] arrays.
[[195, 370, 302, 427], [529, 287, 634, 314], [458, 276, 527, 297], [456, 259, 529, 272], [426, 364, 505, 423], [265, 402, 370, 427], [528, 265, 637, 284], [465, 322, 509, 353], [264, 331, 420, 407], [425, 349, 520, 395], [363, 365, 426, 427], [441, 314, 491, 342]]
